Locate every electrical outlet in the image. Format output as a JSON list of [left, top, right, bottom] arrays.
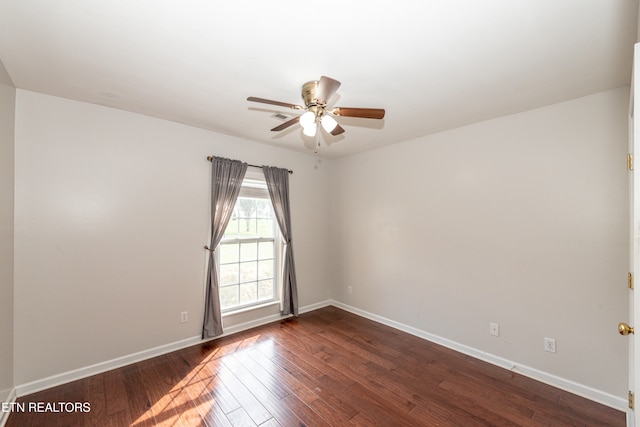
[[544, 337, 556, 353], [489, 323, 500, 337], [180, 311, 188, 323], [347, 286, 352, 295]]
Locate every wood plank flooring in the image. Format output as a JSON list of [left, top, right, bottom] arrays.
[[6, 306, 625, 426]]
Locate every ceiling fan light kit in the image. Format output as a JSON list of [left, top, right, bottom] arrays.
[[247, 76, 385, 152], [302, 123, 317, 137], [299, 111, 316, 128]]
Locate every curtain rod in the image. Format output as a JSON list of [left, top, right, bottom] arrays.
[[207, 156, 293, 174]]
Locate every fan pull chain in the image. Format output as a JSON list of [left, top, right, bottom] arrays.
[[313, 130, 321, 154]]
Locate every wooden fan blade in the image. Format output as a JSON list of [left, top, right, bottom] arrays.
[[247, 97, 303, 110], [316, 76, 341, 104], [271, 116, 300, 132], [330, 123, 345, 136], [332, 107, 385, 119]]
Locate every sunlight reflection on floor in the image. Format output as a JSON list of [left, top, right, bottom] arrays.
[[132, 333, 264, 426]]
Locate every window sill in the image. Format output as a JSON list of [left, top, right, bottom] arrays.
[[221, 300, 280, 317]]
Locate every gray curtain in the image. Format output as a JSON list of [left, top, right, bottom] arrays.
[[263, 166, 299, 316], [202, 156, 247, 339]]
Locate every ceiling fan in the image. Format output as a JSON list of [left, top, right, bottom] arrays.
[[247, 76, 385, 138]]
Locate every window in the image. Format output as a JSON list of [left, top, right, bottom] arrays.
[[218, 176, 280, 312]]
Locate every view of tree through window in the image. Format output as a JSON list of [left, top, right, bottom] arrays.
[[219, 194, 278, 311]]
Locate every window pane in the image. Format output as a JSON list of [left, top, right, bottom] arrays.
[[257, 219, 275, 237], [220, 286, 239, 308], [224, 217, 239, 238], [220, 264, 238, 286], [240, 241, 257, 261], [220, 243, 239, 264], [237, 199, 257, 238], [258, 241, 274, 259], [238, 199, 257, 219], [238, 218, 256, 237], [239, 282, 258, 305], [219, 193, 280, 311], [240, 261, 257, 283], [258, 280, 274, 300], [256, 199, 274, 217], [258, 259, 274, 279]]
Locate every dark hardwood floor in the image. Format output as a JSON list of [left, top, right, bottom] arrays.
[[6, 306, 625, 426]]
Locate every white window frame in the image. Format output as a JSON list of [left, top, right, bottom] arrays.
[[217, 171, 282, 314]]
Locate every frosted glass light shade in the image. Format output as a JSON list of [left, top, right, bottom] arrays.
[[321, 115, 338, 132], [300, 111, 315, 129], [303, 124, 317, 137]]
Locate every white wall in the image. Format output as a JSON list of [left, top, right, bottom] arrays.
[[10, 85, 631, 404], [0, 59, 15, 405], [13, 90, 333, 385], [331, 87, 629, 398]]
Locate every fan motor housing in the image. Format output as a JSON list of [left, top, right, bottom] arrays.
[[301, 80, 320, 107]]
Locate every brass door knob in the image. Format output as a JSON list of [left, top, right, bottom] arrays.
[[619, 322, 635, 335]]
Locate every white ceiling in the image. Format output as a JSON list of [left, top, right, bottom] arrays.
[[0, 1, 638, 158]]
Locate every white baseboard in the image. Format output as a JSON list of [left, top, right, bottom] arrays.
[[15, 335, 204, 397], [299, 299, 332, 314], [330, 300, 627, 412], [16, 300, 332, 398], [0, 387, 16, 427]]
